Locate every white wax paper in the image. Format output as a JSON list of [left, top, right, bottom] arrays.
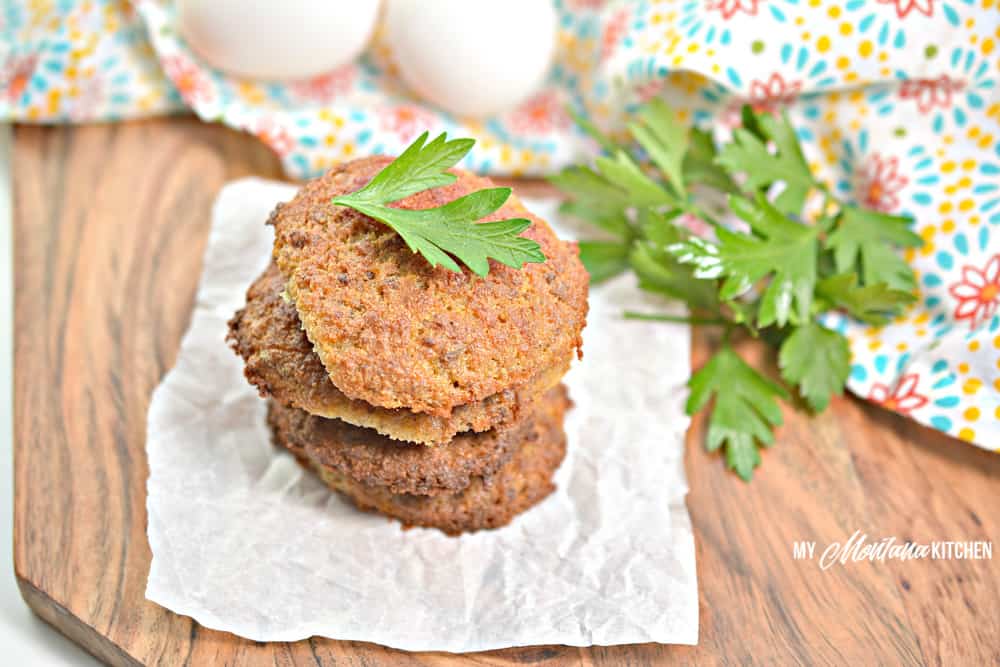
[[145, 179, 698, 651]]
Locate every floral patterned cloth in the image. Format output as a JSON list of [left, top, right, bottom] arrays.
[[3, 0, 998, 450]]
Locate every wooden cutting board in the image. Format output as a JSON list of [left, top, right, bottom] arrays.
[[12, 118, 1000, 666]]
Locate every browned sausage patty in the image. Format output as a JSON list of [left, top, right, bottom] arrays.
[[270, 156, 589, 417], [230, 264, 571, 444], [268, 385, 568, 496], [270, 386, 571, 535]]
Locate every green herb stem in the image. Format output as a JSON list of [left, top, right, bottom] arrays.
[[623, 311, 730, 326]]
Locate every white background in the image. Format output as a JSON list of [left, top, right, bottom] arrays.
[[1, 126, 97, 663]]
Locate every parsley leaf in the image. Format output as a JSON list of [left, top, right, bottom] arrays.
[[578, 240, 630, 284], [558, 200, 632, 239], [716, 110, 813, 215], [549, 150, 676, 210], [669, 194, 818, 327], [547, 164, 637, 210], [683, 128, 738, 194], [630, 243, 720, 311], [826, 206, 923, 290], [630, 211, 720, 311], [594, 150, 677, 207], [332, 131, 545, 276], [816, 273, 916, 324], [688, 346, 788, 480], [629, 99, 689, 196], [778, 322, 850, 411], [346, 131, 472, 203], [758, 112, 814, 215]]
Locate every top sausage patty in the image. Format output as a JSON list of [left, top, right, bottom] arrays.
[[227, 263, 571, 445], [270, 156, 589, 416]]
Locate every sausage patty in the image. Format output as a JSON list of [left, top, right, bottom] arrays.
[[230, 264, 570, 444], [269, 386, 570, 535], [269, 156, 589, 416]]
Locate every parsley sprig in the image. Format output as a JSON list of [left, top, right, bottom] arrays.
[[550, 100, 923, 480], [333, 132, 546, 276]]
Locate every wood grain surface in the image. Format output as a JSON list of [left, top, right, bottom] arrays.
[[12, 119, 1000, 666]]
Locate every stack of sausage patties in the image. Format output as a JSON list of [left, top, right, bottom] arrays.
[[228, 157, 588, 534]]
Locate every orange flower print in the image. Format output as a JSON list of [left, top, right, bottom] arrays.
[[508, 91, 569, 134], [876, 0, 934, 19], [601, 7, 630, 61], [748, 73, 802, 112], [720, 72, 801, 128], [161, 55, 211, 104], [254, 117, 295, 157], [1, 54, 38, 103], [857, 153, 909, 212], [899, 75, 964, 114], [868, 374, 929, 414], [380, 105, 435, 142], [634, 78, 667, 103], [290, 65, 355, 102], [949, 254, 1000, 329], [705, 0, 762, 20]]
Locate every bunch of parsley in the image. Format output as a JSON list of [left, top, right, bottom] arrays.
[[549, 101, 923, 480]]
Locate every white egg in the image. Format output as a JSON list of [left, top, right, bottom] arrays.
[[383, 0, 557, 118], [177, 0, 381, 80]]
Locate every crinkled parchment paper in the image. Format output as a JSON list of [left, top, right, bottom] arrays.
[[145, 179, 698, 651]]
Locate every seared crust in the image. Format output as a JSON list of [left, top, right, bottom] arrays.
[[229, 264, 571, 444], [271, 386, 571, 535], [267, 385, 569, 495], [270, 156, 589, 416]]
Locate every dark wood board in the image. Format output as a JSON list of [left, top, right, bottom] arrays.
[[12, 119, 1000, 665]]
